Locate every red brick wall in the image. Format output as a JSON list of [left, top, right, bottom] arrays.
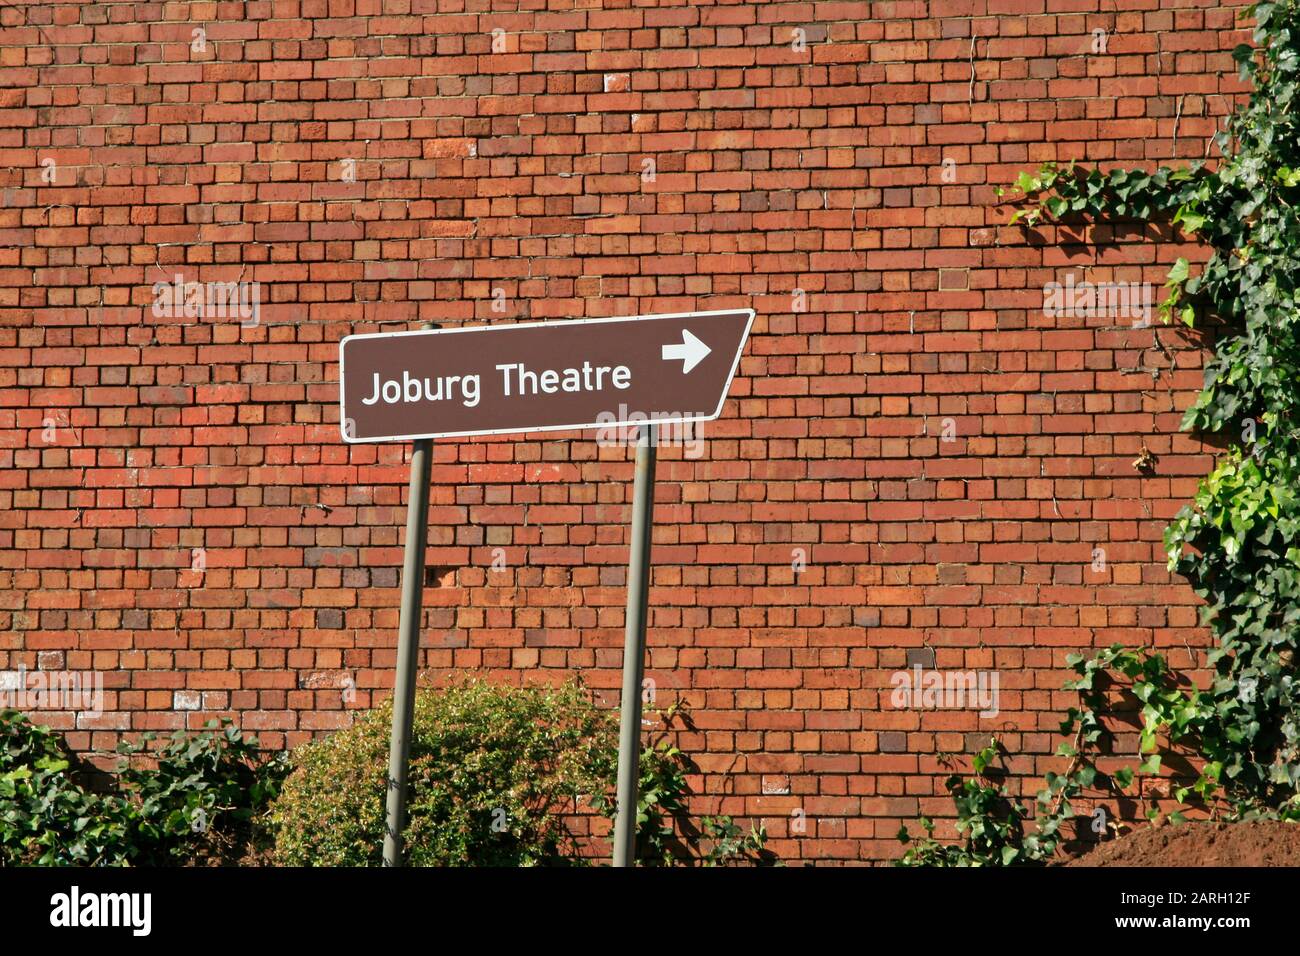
[[0, 0, 1246, 863]]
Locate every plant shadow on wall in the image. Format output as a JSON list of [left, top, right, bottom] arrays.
[[590, 700, 773, 866], [901, 0, 1300, 864], [271, 678, 773, 867]]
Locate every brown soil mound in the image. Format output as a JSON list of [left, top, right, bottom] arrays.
[[1067, 820, 1300, 867]]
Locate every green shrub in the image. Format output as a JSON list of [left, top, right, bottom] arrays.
[[270, 680, 771, 867], [2, 687, 770, 868], [0, 709, 133, 866], [271, 679, 614, 866], [0, 709, 285, 866], [118, 721, 288, 865]]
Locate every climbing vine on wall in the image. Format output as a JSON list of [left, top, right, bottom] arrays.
[[1014, 0, 1300, 820], [900, 2, 1300, 863]]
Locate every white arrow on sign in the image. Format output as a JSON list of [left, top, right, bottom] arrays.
[[661, 329, 711, 373]]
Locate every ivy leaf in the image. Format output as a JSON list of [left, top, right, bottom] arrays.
[[1016, 171, 1041, 195]]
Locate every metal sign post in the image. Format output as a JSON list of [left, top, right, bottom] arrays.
[[612, 424, 657, 867], [340, 309, 754, 866], [381, 436, 432, 866]]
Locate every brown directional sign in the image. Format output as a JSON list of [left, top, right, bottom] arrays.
[[339, 309, 754, 443]]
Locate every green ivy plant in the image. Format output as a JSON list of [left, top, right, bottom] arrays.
[[897, 740, 1036, 866], [896, 646, 1131, 867], [0, 710, 285, 866], [0, 709, 133, 865], [117, 720, 288, 864], [914, 0, 1300, 858]]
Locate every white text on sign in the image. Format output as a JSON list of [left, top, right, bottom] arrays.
[[361, 360, 633, 408]]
